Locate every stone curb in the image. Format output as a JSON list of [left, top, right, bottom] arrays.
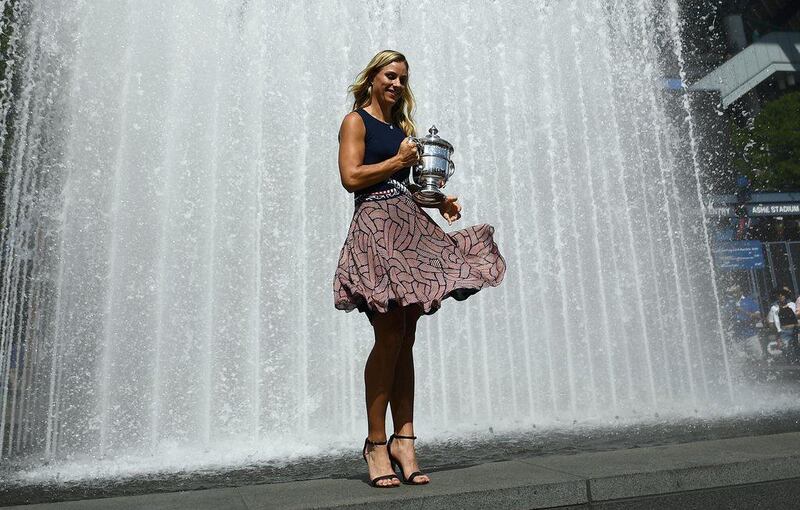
[[4, 432, 800, 509]]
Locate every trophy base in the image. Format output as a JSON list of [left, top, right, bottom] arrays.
[[412, 188, 446, 206]]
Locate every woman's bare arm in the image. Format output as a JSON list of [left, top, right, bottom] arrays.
[[338, 112, 417, 193]]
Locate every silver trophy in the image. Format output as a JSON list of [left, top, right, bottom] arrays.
[[408, 126, 455, 206]]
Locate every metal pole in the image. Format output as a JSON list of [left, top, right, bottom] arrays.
[[786, 241, 799, 296], [766, 243, 777, 288]]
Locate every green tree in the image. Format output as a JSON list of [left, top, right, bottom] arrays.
[[731, 91, 800, 191]]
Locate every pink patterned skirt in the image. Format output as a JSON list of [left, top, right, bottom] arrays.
[[333, 186, 506, 322]]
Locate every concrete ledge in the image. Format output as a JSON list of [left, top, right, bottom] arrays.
[[522, 431, 800, 502], [4, 432, 800, 509], [590, 478, 800, 510]]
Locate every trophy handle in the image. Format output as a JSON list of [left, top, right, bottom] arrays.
[[440, 160, 455, 190], [407, 137, 422, 187]]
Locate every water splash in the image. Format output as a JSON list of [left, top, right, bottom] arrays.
[[1, 0, 748, 474]]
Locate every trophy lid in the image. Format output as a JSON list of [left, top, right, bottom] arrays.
[[418, 125, 454, 153]]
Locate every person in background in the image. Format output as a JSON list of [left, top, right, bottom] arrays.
[[795, 292, 800, 321], [769, 288, 798, 361], [781, 285, 795, 304], [725, 285, 762, 361]]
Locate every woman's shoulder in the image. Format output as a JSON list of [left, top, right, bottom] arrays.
[[341, 110, 367, 129], [339, 110, 367, 142]]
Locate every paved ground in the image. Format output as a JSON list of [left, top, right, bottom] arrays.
[[4, 432, 800, 509]]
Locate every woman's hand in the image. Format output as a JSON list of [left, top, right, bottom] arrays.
[[395, 138, 420, 167], [438, 195, 462, 225]]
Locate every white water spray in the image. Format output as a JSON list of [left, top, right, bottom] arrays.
[[1, 1, 741, 474]]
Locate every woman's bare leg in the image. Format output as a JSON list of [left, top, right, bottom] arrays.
[[388, 304, 430, 483], [363, 305, 405, 486]]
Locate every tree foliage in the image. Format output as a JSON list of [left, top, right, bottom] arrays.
[[731, 91, 800, 191]]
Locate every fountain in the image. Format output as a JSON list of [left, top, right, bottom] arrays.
[[0, 0, 783, 484]]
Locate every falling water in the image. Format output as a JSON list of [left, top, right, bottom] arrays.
[[0, 0, 747, 475]]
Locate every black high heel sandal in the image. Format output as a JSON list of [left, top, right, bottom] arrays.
[[387, 434, 429, 485], [362, 438, 400, 488]]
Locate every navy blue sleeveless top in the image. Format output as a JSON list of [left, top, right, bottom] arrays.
[[353, 109, 410, 202]]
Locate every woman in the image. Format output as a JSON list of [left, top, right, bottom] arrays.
[[333, 50, 506, 488], [771, 288, 798, 360]]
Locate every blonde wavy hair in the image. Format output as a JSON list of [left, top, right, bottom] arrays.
[[348, 50, 417, 136]]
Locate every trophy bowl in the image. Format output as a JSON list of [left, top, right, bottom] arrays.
[[408, 125, 455, 206]]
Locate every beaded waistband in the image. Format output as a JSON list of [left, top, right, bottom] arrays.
[[354, 179, 412, 206]]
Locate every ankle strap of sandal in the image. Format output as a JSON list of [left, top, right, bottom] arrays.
[[365, 438, 388, 446], [391, 434, 417, 440]]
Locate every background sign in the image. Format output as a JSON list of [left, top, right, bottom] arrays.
[[706, 202, 800, 217], [713, 240, 764, 270]]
